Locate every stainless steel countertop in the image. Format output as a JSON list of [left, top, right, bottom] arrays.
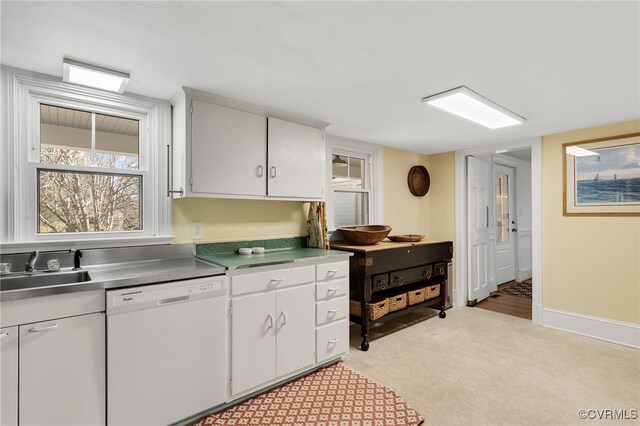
[[0, 257, 226, 302]]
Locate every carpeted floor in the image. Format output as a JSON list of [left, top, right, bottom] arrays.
[[497, 280, 532, 299], [345, 307, 640, 425], [194, 363, 423, 426]]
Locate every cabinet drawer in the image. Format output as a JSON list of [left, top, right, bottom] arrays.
[[232, 265, 315, 296], [316, 261, 348, 282], [316, 279, 348, 301], [316, 296, 348, 326], [390, 265, 434, 288], [316, 320, 348, 364]]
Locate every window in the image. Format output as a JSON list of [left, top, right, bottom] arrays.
[[38, 105, 142, 233], [1, 68, 171, 250], [332, 154, 370, 227], [496, 172, 510, 242], [327, 135, 382, 231]]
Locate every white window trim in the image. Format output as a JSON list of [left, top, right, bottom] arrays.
[[326, 134, 383, 234], [1, 66, 172, 253]]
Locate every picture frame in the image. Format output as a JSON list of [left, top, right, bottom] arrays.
[[563, 133, 640, 216]]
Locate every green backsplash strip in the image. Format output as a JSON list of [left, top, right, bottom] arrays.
[[196, 236, 308, 255]]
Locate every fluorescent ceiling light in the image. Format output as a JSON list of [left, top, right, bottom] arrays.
[[63, 58, 129, 93], [566, 146, 599, 157], [422, 86, 525, 129]]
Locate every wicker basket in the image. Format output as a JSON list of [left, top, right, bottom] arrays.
[[407, 286, 426, 305], [349, 296, 390, 320], [423, 284, 441, 300], [387, 293, 408, 312]]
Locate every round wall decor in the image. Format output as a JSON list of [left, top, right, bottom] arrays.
[[407, 165, 430, 197]]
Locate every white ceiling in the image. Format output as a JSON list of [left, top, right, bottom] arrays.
[[1, 1, 638, 154]]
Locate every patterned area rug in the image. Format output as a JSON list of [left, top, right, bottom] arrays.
[[194, 363, 424, 426], [498, 280, 532, 299]]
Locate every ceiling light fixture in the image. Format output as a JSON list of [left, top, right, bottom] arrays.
[[566, 146, 599, 157], [422, 86, 525, 129], [332, 155, 348, 167], [63, 58, 130, 93]]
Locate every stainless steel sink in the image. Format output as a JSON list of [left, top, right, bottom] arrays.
[[0, 270, 91, 291]]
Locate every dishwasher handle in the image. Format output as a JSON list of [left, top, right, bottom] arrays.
[[157, 295, 190, 305]]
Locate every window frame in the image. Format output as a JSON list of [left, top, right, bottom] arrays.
[[326, 135, 383, 233], [1, 67, 172, 252]]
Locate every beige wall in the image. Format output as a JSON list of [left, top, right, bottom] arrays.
[[542, 119, 640, 324], [382, 147, 430, 235], [424, 151, 455, 242], [172, 198, 308, 244]]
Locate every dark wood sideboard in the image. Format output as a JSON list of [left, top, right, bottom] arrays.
[[331, 239, 453, 351]]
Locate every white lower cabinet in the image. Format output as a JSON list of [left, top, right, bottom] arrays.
[[1, 326, 18, 426], [229, 259, 350, 400], [231, 284, 315, 395], [19, 312, 105, 426]]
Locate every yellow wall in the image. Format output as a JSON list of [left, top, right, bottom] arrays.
[[172, 198, 308, 244], [542, 119, 640, 324], [424, 152, 456, 242], [382, 147, 430, 235]]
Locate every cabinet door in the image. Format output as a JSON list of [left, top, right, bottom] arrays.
[[276, 285, 315, 377], [231, 292, 277, 395], [19, 313, 105, 426], [267, 117, 325, 199], [191, 100, 267, 196], [1, 326, 18, 426]]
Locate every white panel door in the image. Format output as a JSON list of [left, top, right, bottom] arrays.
[[1, 326, 18, 426], [191, 100, 267, 196], [467, 156, 491, 303], [276, 285, 315, 377], [20, 313, 105, 426], [231, 292, 277, 395], [495, 165, 516, 284], [267, 117, 325, 198]]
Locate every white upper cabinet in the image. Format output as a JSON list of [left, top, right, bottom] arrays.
[[191, 100, 267, 196], [171, 88, 327, 200], [267, 117, 325, 199]]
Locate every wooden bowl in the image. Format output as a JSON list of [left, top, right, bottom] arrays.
[[338, 225, 392, 245]]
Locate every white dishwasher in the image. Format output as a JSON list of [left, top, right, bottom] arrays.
[[106, 276, 227, 426]]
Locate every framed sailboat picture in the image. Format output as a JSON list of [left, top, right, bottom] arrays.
[[563, 133, 640, 216]]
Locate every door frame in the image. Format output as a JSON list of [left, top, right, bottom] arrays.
[[454, 137, 542, 325]]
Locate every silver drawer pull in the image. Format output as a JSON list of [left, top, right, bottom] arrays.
[[270, 277, 285, 283], [328, 308, 340, 313], [267, 314, 274, 329], [0, 332, 9, 339], [327, 287, 339, 293], [328, 337, 340, 344], [28, 323, 59, 333], [257, 165, 264, 177], [327, 269, 338, 275], [280, 311, 287, 326]]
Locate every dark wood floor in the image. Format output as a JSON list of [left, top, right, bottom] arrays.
[[475, 281, 532, 320]]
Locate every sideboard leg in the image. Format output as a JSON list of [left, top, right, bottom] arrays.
[[361, 301, 370, 351], [439, 279, 447, 318]]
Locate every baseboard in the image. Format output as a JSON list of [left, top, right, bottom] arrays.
[[516, 268, 532, 282], [543, 307, 640, 349], [453, 287, 466, 307], [532, 303, 543, 325]]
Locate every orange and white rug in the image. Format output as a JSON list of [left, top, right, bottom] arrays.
[[194, 363, 424, 426]]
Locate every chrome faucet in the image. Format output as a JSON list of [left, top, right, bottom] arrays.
[[25, 250, 39, 272]]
